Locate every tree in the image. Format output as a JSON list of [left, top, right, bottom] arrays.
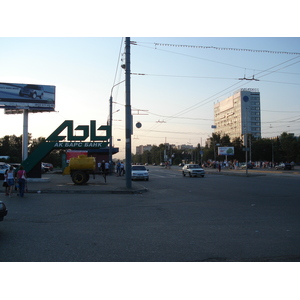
[[0, 134, 23, 162]]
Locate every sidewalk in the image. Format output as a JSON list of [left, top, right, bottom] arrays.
[[24, 172, 148, 194]]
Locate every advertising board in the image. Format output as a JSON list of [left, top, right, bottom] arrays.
[[218, 147, 234, 156], [0, 82, 55, 111]]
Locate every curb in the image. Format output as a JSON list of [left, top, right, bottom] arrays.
[[26, 187, 149, 195]]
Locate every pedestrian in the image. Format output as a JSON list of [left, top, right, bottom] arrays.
[[116, 160, 121, 176], [17, 165, 27, 197], [105, 161, 110, 176], [218, 162, 221, 172], [100, 160, 107, 182], [7, 166, 15, 197], [120, 162, 125, 176], [3, 169, 9, 196]]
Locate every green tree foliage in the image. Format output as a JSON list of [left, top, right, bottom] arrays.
[[131, 132, 300, 165], [0, 134, 62, 167], [0, 134, 24, 162]]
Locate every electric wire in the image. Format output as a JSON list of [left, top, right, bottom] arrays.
[[130, 41, 300, 140]]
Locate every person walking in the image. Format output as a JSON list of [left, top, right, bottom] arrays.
[[116, 160, 121, 176], [120, 162, 125, 176], [3, 169, 9, 196], [7, 166, 15, 197], [17, 166, 27, 197], [100, 160, 107, 183], [105, 161, 110, 176]]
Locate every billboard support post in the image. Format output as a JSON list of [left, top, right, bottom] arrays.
[[22, 109, 29, 161]]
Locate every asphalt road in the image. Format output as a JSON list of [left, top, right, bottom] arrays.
[[1, 166, 300, 262]]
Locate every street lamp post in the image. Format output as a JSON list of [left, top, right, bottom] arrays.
[[109, 81, 125, 172]]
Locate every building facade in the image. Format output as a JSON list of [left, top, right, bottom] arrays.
[[136, 144, 153, 155], [214, 88, 261, 144]]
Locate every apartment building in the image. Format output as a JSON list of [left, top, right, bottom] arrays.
[[214, 88, 261, 144], [136, 144, 153, 155]]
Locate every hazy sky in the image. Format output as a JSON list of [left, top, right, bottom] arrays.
[[0, 37, 299, 158]]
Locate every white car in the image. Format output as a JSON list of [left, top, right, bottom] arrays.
[[182, 164, 205, 177], [131, 165, 149, 181], [0, 163, 11, 180]]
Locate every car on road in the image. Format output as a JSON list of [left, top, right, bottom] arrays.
[[19, 84, 44, 99], [275, 162, 292, 170], [131, 165, 149, 181], [0, 162, 11, 180], [241, 163, 254, 169], [0, 201, 8, 222], [42, 162, 53, 172], [182, 164, 205, 177]]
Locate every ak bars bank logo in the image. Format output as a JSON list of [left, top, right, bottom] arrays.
[[46, 120, 111, 149]]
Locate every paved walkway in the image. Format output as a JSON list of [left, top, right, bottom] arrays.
[[18, 173, 148, 194]]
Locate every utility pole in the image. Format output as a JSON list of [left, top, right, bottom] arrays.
[[125, 37, 132, 188]]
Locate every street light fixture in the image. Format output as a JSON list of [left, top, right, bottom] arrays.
[[109, 81, 125, 171]]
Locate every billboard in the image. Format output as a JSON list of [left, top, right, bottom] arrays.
[[218, 147, 234, 156], [0, 82, 55, 111]]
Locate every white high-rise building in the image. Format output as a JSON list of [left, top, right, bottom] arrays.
[[214, 88, 261, 144]]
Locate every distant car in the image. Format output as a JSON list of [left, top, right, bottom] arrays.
[[241, 163, 254, 169], [131, 165, 149, 181], [275, 163, 292, 170], [182, 164, 205, 177], [19, 84, 44, 99], [0, 162, 11, 180], [0, 201, 8, 222], [10, 163, 21, 169], [42, 162, 53, 172]]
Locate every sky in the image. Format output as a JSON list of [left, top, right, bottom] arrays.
[[0, 37, 299, 159]]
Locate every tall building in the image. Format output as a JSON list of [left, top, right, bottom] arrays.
[[214, 88, 261, 144], [136, 144, 153, 155]]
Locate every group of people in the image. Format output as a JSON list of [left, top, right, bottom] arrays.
[[97, 160, 126, 180], [116, 160, 125, 176], [3, 165, 27, 197]]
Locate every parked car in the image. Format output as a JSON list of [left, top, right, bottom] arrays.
[[275, 162, 292, 170], [19, 84, 44, 99], [241, 163, 254, 169], [0, 201, 8, 222], [42, 162, 53, 172], [0, 162, 11, 180], [131, 165, 149, 181], [10, 163, 21, 169], [182, 164, 205, 177]]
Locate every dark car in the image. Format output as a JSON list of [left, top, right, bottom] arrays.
[[275, 162, 292, 170], [19, 84, 44, 99], [241, 163, 254, 169], [0, 201, 8, 222]]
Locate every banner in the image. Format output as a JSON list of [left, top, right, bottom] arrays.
[[218, 147, 234, 155], [0, 82, 55, 111]]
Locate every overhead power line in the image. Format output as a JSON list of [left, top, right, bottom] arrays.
[[151, 43, 300, 55]]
